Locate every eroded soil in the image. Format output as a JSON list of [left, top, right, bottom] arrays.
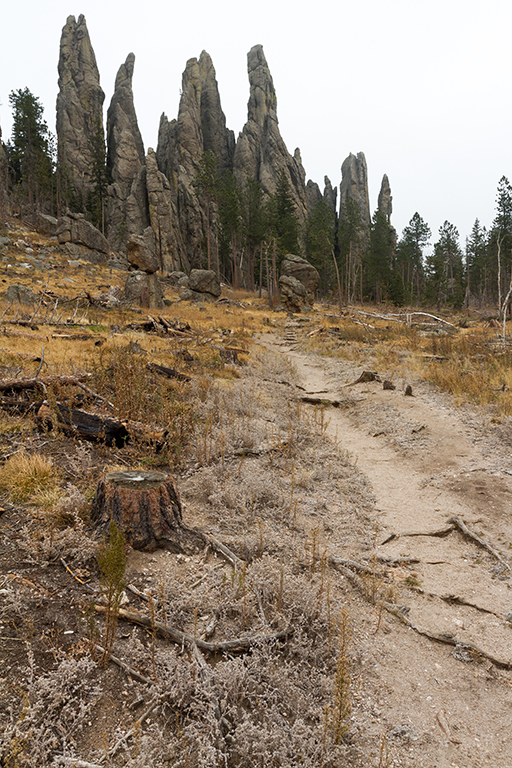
[[261, 324, 512, 768]]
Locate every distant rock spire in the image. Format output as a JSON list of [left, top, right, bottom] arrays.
[[233, 44, 307, 231], [323, 176, 337, 213], [56, 14, 105, 207], [377, 174, 393, 223], [156, 50, 233, 269], [339, 152, 370, 228]]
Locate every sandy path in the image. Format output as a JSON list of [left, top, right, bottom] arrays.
[[261, 331, 512, 768]]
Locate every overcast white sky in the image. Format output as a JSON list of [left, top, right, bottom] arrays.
[[1, 0, 511, 247]]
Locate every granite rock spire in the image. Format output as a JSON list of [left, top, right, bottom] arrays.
[[56, 14, 105, 208]]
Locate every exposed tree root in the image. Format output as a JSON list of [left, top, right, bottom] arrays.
[[449, 516, 511, 572], [94, 605, 289, 653]]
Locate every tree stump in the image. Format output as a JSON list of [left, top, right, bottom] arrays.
[[91, 471, 205, 553]]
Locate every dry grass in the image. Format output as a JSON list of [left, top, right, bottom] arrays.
[[0, 450, 58, 504]]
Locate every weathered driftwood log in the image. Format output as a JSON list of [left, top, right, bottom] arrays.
[[91, 470, 205, 552]]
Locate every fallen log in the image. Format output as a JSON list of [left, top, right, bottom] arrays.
[[37, 403, 130, 447], [146, 361, 190, 382], [0, 373, 92, 392]]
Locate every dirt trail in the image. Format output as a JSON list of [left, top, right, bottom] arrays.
[[261, 330, 512, 768]]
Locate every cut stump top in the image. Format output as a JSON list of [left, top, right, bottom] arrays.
[[104, 470, 170, 490]]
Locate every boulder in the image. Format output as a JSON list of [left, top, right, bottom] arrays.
[[179, 288, 210, 302], [126, 228, 159, 273], [6, 284, 37, 304], [56, 213, 109, 255], [278, 275, 308, 314], [280, 254, 319, 293], [279, 254, 319, 313], [188, 269, 221, 297], [35, 213, 58, 236], [168, 270, 187, 286], [124, 270, 163, 309]]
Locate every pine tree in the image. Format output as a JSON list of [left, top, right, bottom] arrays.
[[306, 199, 336, 296], [365, 209, 395, 303], [194, 151, 221, 271], [425, 221, 464, 309], [6, 88, 55, 214], [87, 119, 109, 233], [267, 170, 300, 259], [339, 198, 365, 303], [489, 176, 512, 312], [217, 171, 242, 286], [465, 219, 488, 305], [395, 213, 430, 305]]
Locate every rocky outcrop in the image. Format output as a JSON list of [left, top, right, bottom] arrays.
[[56, 15, 105, 207], [339, 152, 370, 228], [56, 212, 109, 262], [377, 174, 393, 223], [124, 271, 164, 309], [279, 253, 319, 312], [106, 53, 146, 249], [233, 45, 308, 228], [145, 148, 186, 273], [156, 51, 234, 270]]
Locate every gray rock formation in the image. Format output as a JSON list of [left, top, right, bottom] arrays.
[[106, 53, 146, 249], [279, 275, 308, 314], [56, 15, 105, 207], [306, 180, 322, 215], [145, 148, 186, 273], [124, 270, 164, 309], [56, 212, 109, 262], [339, 152, 370, 228], [377, 174, 393, 223], [126, 228, 158, 273], [35, 213, 58, 236], [156, 51, 234, 270], [188, 269, 221, 297], [323, 176, 337, 214], [233, 45, 308, 229], [279, 253, 319, 312]]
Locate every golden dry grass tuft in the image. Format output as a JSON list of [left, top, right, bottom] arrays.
[[0, 450, 59, 504]]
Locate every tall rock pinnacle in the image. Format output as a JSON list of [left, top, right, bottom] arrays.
[[56, 14, 105, 208], [106, 53, 146, 249], [377, 173, 393, 223], [339, 152, 370, 227], [233, 45, 307, 230], [156, 51, 234, 270]]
